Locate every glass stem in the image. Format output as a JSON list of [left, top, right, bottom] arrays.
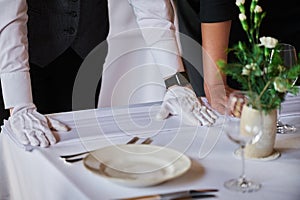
[[239, 145, 247, 184], [277, 104, 282, 121]]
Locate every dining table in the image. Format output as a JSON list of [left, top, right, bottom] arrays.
[[1, 94, 300, 200]]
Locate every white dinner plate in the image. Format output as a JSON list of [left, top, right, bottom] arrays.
[[83, 144, 191, 187]]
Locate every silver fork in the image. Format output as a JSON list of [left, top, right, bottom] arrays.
[[63, 137, 153, 163], [60, 136, 139, 159]]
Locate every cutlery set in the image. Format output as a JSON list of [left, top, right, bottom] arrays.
[[60, 136, 153, 163]]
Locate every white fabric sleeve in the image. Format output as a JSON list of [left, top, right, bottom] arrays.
[[128, 0, 184, 79], [1, 72, 32, 109], [0, 0, 32, 109], [98, 0, 166, 107]]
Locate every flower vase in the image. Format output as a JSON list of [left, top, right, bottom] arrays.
[[240, 105, 277, 158]]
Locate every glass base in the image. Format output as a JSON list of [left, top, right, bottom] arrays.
[[224, 178, 261, 193]]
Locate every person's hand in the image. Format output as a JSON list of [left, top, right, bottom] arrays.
[[8, 103, 69, 147], [204, 83, 236, 115], [156, 86, 217, 126]]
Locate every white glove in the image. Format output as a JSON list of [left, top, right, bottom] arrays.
[[8, 103, 69, 147], [156, 86, 218, 126]]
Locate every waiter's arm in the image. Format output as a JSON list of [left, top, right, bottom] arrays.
[[0, 0, 33, 110]]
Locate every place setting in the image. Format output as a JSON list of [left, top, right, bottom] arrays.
[[58, 135, 220, 199], [60, 136, 191, 187]]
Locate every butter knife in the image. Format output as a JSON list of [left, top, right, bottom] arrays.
[[117, 189, 218, 200]]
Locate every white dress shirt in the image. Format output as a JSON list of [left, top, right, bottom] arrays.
[[0, 0, 182, 110], [128, 0, 184, 78], [98, 0, 182, 107], [0, 0, 32, 109]]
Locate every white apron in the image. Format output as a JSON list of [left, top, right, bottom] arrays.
[[98, 0, 182, 107]]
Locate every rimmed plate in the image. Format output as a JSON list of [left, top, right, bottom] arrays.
[[83, 144, 191, 187]]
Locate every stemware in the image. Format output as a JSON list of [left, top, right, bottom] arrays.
[[277, 43, 298, 85], [275, 43, 298, 133], [223, 91, 262, 193]]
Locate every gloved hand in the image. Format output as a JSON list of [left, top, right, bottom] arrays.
[[8, 103, 69, 147], [156, 86, 218, 126]]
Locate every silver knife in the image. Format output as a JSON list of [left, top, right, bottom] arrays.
[[117, 189, 218, 200]]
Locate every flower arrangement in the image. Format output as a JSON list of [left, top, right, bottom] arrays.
[[218, 0, 300, 112]]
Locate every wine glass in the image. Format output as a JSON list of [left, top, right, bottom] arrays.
[[277, 43, 298, 85], [275, 43, 298, 133], [223, 91, 262, 193]]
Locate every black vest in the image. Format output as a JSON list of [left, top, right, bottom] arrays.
[[27, 0, 109, 66]]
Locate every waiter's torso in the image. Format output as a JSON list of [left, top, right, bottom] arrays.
[[26, 0, 109, 66]]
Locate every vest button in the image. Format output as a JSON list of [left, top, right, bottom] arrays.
[[64, 27, 76, 35], [68, 11, 78, 17]]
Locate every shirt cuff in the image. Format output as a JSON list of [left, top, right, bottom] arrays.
[[1, 72, 33, 109]]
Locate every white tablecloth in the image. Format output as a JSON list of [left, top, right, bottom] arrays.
[[1, 98, 300, 200]]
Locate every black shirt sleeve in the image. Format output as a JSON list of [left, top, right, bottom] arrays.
[[199, 0, 235, 23]]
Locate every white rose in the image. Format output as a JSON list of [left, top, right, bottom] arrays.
[[245, 63, 257, 70], [242, 68, 250, 75], [273, 77, 288, 93], [251, 63, 257, 70], [254, 5, 262, 13], [259, 36, 278, 48], [239, 13, 247, 21], [245, 64, 252, 69], [236, 0, 245, 6]]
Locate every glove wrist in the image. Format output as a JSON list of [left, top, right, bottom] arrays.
[[11, 103, 36, 115]]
